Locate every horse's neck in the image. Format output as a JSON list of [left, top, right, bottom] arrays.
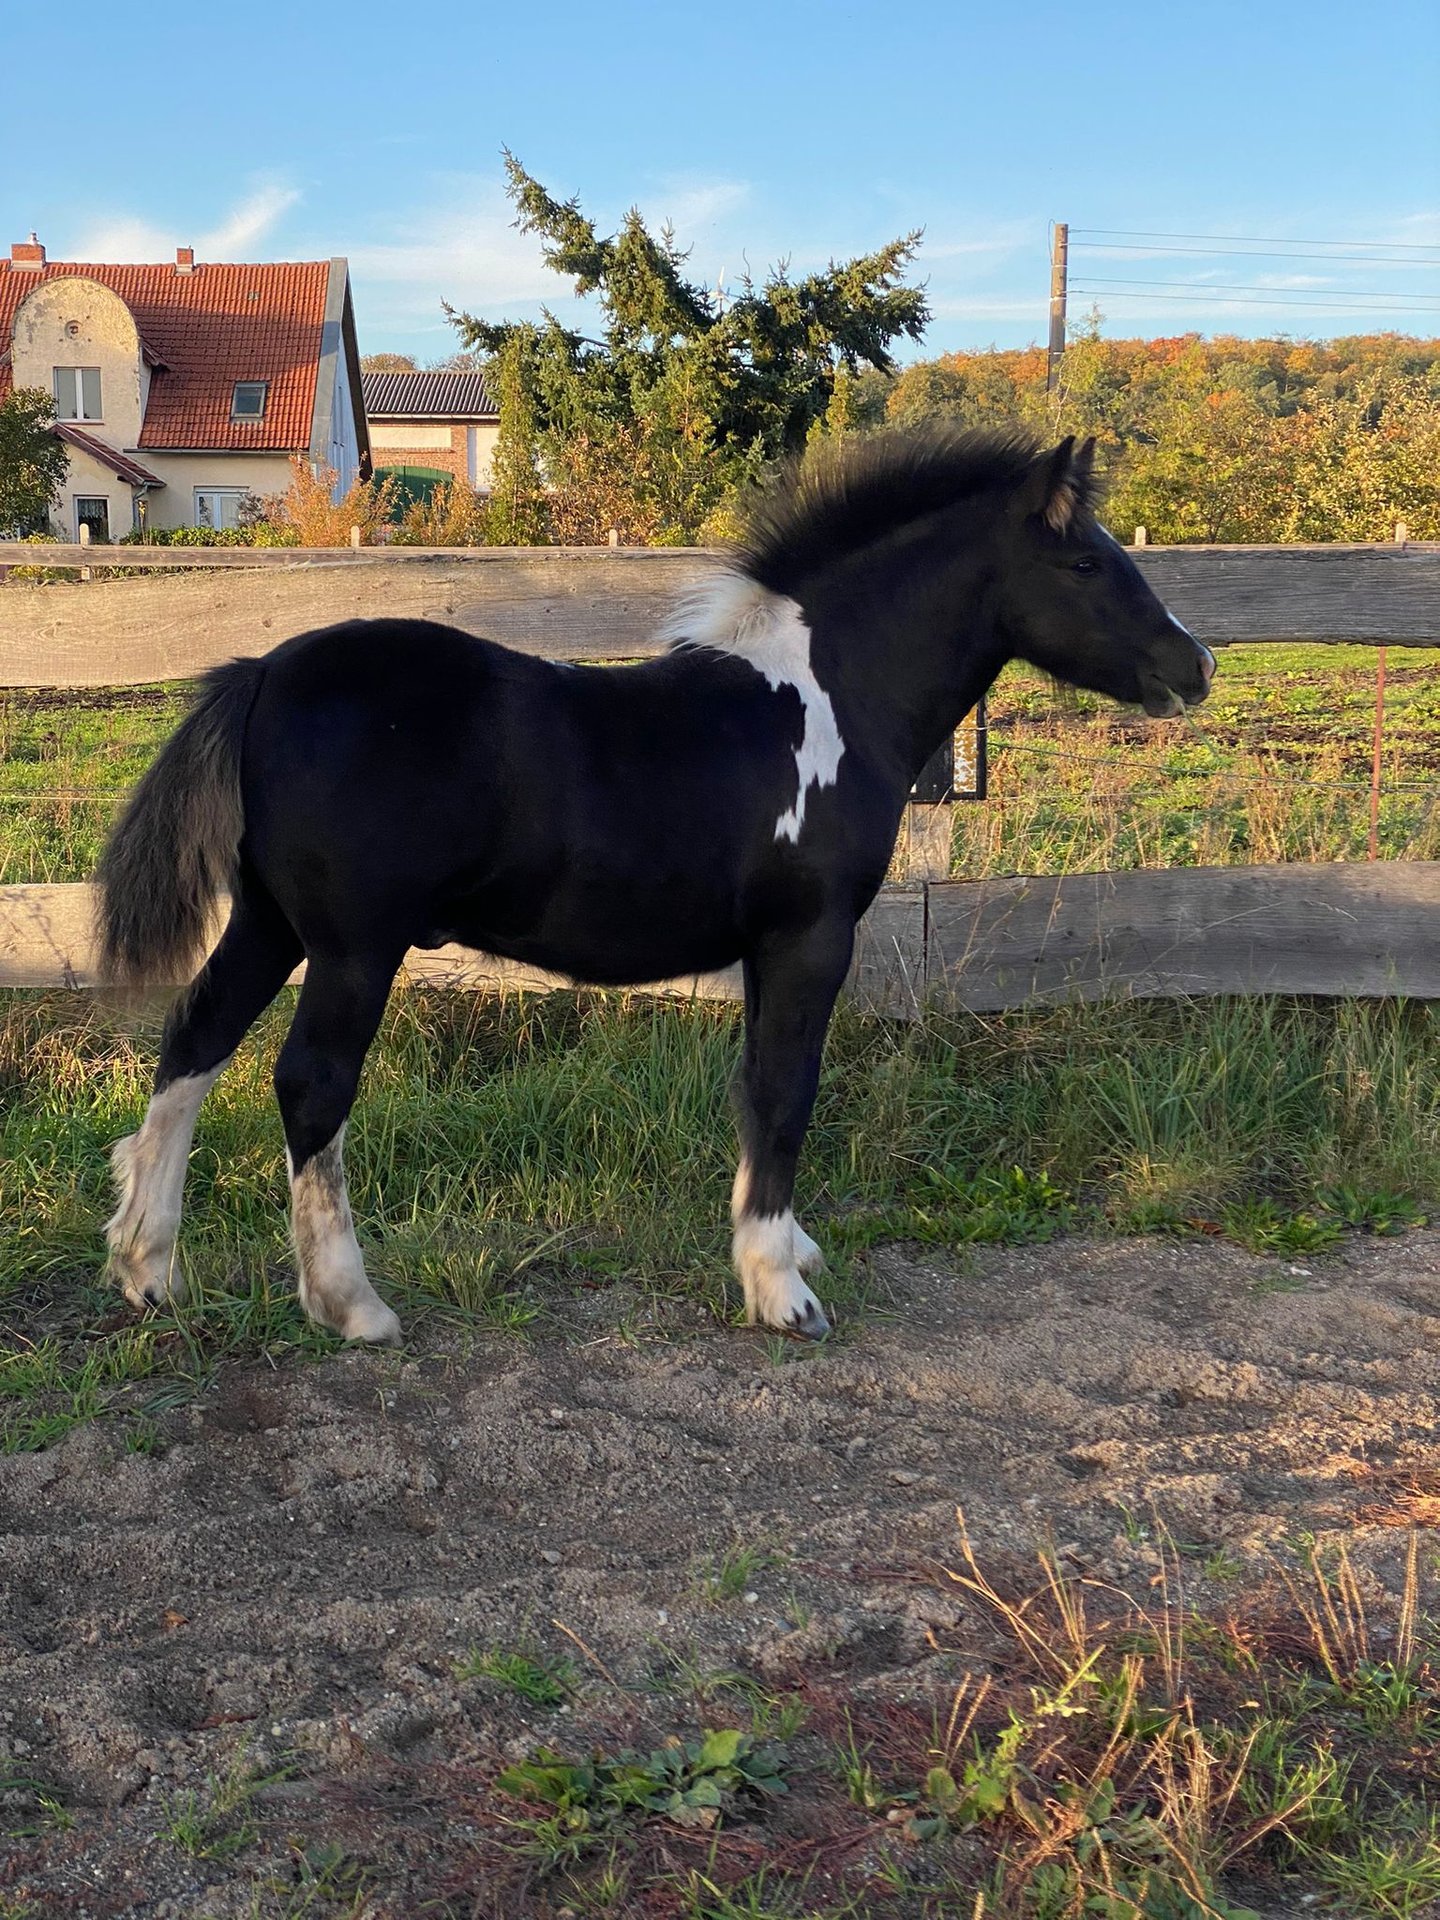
[[812, 548, 1002, 788]]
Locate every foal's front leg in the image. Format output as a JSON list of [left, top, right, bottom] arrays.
[[732, 923, 854, 1338]]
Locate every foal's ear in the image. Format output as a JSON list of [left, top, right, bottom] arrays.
[[1023, 435, 1098, 533]]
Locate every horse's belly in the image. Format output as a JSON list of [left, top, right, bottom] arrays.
[[445, 872, 744, 987]]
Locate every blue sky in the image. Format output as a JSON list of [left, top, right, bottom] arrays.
[[5, 0, 1437, 361]]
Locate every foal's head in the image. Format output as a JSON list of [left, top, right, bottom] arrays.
[[995, 436, 1214, 717]]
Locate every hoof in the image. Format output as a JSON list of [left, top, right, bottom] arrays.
[[749, 1276, 831, 1342], [782, 1295, 831, 1341], [109, 1255, 185, 1314], [340, 1301, 403, 1348]]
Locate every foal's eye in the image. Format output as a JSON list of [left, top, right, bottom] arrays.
[[1072, 556, 1100, 577]]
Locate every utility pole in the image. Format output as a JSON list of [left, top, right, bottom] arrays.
[[1046, 222, 1069, 392]]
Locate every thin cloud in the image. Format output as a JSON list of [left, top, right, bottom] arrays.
[[200, 182, 301, 255], [69, 179, 301, 262]]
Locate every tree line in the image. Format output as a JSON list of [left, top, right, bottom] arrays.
[[4, 158, 1436, 543]]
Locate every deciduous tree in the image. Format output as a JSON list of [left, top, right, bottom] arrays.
[[0, 388, 69, 537]]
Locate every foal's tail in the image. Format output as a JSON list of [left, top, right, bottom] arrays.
[[96, 658, 264, 992]]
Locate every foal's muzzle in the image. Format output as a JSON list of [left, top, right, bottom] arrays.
[[1141, 622, 1215, 717]]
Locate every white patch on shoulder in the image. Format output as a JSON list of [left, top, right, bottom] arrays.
[[661, 572, 844, 841]]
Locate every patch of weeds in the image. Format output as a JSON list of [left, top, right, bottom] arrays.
[[246, 1841, 372, 1919], [498, 1728, 787, 1868], [370, 1217, 547, 1331], [679, 1865, 856, 1918], [1, 1773, 74, 1841], [161, 1751, 291, 1863], [648, 1653, 807, 1740], [1223, 1197, 1345, 1254], [1313, 1815, 1440, 1919], [693, 1539, 784, 1605], [1317, 1184, 1428, 1235], [454, 1642, 578, 1707], [781, 1593, 812, 1630], [1111, 1195, 1196, 1235], [123, 1415, 164, 1456]]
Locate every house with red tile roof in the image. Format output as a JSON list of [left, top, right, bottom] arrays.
[[0, 235, 369, 539]]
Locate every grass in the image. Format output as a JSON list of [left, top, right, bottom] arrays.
[[953, 643, 1440, 878], [454, 1640, 579, 1706], [2, 981, 1437, 1449]]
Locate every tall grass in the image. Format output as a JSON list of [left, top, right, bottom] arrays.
[[3, 986, 1436, 1336]]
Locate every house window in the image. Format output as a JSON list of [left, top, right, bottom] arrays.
[[231, 381, 268, 420], [55, 367, 102, 421], [75, 497, 110, 542], [194, 488, 249, 531]]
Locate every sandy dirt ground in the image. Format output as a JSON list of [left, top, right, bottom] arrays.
[[3, 1230, 1439, 1917]]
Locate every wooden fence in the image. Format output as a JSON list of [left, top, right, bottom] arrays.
[[2, 541, 1438, 1013], [2, 540, 1438, 687]]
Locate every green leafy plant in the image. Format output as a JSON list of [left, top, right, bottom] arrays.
[[498, 1727, 787, 1863]]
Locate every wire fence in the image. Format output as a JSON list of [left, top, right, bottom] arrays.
[[4, 650, 1438, 887]]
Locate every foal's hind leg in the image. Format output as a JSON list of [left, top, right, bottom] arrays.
[[272, 953, 402, 1346], [731, 923, 854, 1338], [108, 886, 302, 1310]]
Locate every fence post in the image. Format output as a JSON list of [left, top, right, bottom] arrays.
[[1133, 526, 1148, 547], [607, 528, 620, 548], [349, 525, 362, 550], [78, 520, 91, 582], [1395, 522, 1409, 546]]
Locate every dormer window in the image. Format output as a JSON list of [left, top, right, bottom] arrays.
[[231, 380, 268, 420], [54, 366, 102, 421]]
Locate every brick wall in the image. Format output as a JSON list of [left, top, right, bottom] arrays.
[[369, 423, 469, 485]]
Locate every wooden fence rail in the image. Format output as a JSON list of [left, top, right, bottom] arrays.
[[3, 542, 1439, 688], [5, 866, 1440, 1012]]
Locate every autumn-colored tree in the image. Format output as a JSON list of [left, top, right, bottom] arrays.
[[875, 330, 1440, 541], [262, 457, 398, 545], [390, 478, 490, 546]]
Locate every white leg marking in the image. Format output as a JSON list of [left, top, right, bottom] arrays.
[[290, 1128, 401, 1346], [792, 1219, 825, 1276], [106, 1065, 224, 1310], [730, 1160, 829, 1336], [660, 574, 844, 842], [732, 1211, 830, 1337]]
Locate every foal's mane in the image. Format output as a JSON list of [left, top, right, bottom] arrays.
[[734, 424, 1056, 598]]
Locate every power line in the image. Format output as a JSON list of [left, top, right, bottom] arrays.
[[1077, 275, 1440, 307], [1071, 226, 1440, 252], [1076, 241, 1440, 267], [1071, 284, 1440, 314]]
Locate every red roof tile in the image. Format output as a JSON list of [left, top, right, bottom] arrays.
[[0, 260, 331, 451], [53, 423, 166, 487]]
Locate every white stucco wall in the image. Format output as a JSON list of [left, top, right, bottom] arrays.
[[468, 424, 498, 488], [10, 277, 144, 449], [53, 444, 135, 540], [139, 454, 298, 530]]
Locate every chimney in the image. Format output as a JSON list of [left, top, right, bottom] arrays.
[[10, 232, 45, 269], [175, 245, 194, 275]]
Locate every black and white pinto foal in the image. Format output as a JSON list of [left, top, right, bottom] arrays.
[[98, 428, 1213, 1345]]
